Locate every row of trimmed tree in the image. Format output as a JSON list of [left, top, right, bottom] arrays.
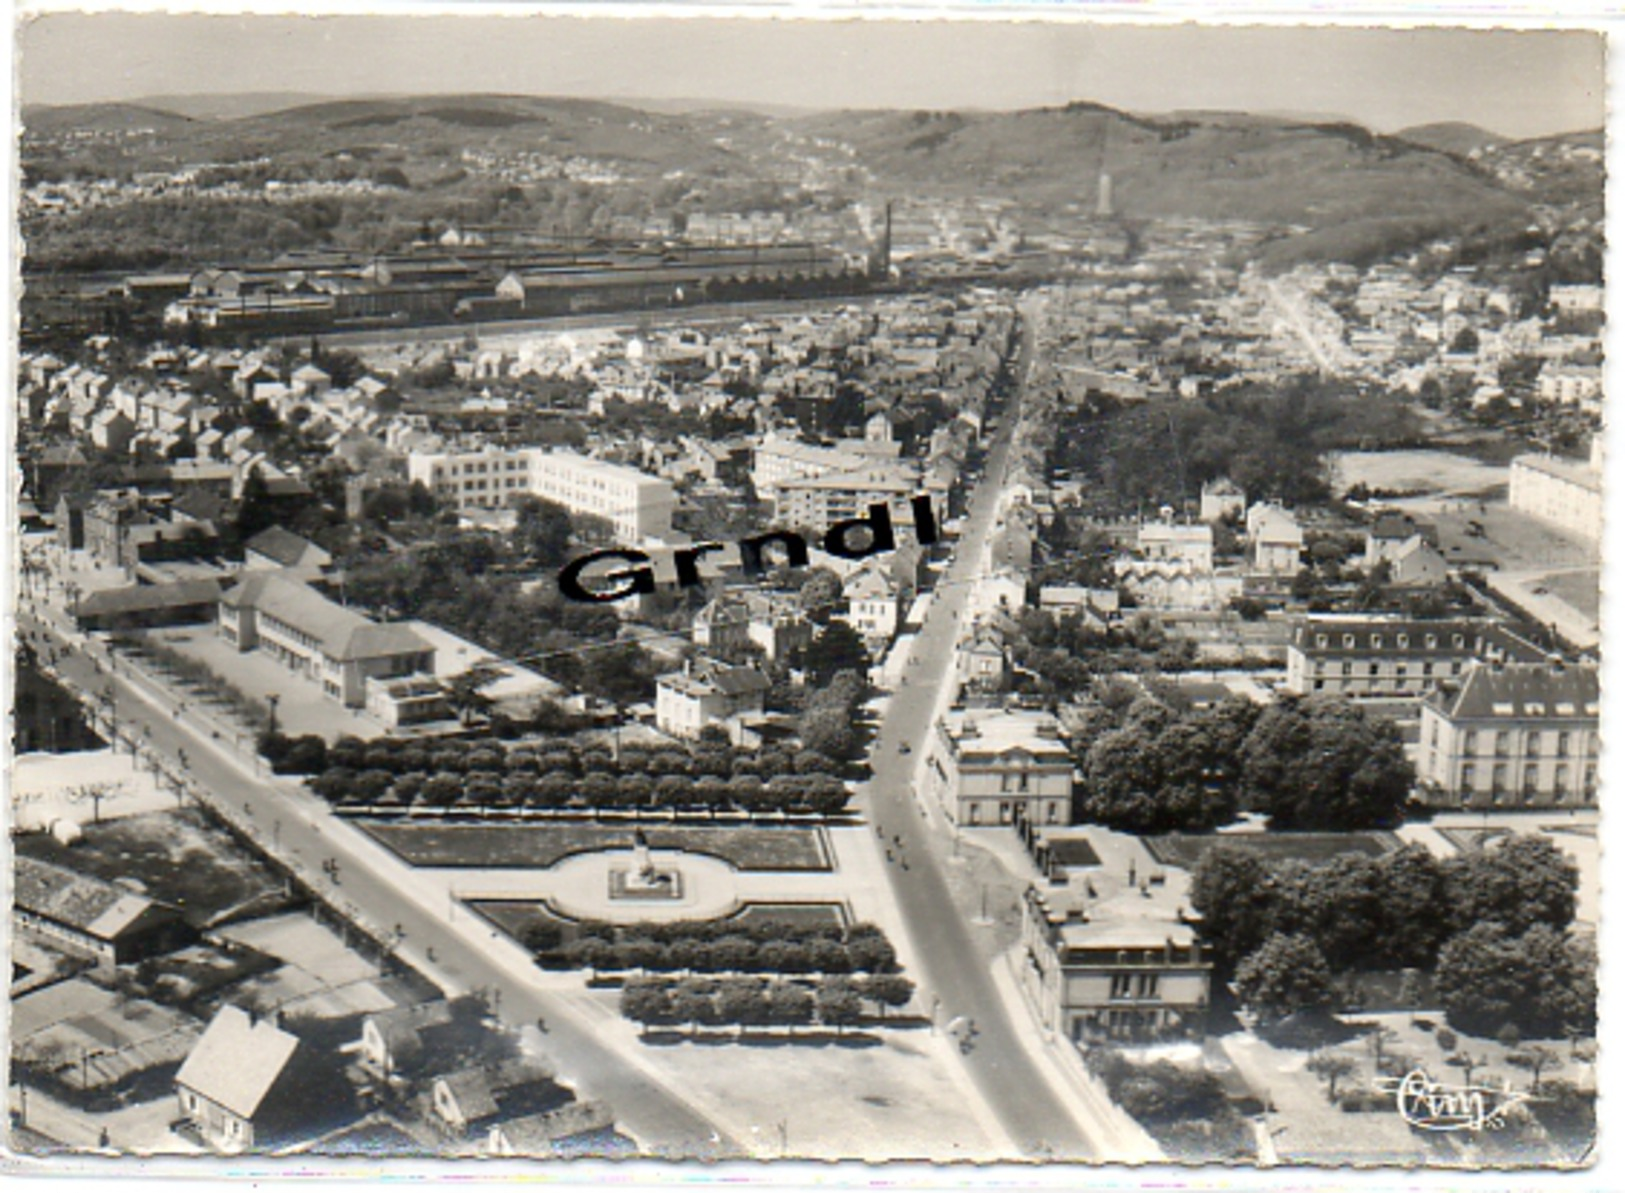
[[317, 730, 841, 783], [619, 974, 914, 1036], [309, 767, 850, 817], [538, 919, 898, 976]]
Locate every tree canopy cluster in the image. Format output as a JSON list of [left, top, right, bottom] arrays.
[[794, 669, 871, 763], [1074, 695, 1260, 833], [1046, 381, 1421, 518], [306, 731, 850, 817], [1009, 612, 1200, 702], [619, 973, 911, 1036], [1074, 693, 1413, 834], [536, 918, 899, 977], [338, 504, 657, 705], [1191, 835, 1593, 1036], [1084, 1048, 1255, 1161]]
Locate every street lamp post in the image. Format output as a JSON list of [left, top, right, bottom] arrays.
[[266, 693, 280, 738]]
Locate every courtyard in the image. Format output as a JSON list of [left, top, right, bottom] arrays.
[[144, 625, 385, 741]]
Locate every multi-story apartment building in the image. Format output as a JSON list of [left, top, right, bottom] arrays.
[[1509, 448, 1603, 547], [408, 446, 675, 541], [80, 488, 221, 573], [772, 464, 926, 533], [1418, 659, 1600, 808], [407, 444, 538, 511], [924, 710, 1076, 828], [219, 573, 436, 709], [1018, 880, 1212, 1044], [528, 450, 676, 542], [1283, 615, 1544, 699]]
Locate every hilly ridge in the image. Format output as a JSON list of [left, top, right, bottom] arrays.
[[21, 91, 1597, 275], [793, 103, 1528, 231]]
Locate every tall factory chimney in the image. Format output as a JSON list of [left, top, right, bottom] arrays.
[[1095, 172, 1114, 219], [869, 201, 894, 279]]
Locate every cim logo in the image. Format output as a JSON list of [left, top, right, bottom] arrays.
[[1380, 1069, 1529, 1133]]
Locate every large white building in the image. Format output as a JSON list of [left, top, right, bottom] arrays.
[[750, 430, 931, 530], [924, 710, 1076, 828], [1418, 659, 1599, 808], [1284, 614, 1544, 699], [1509, 447, 1602, 548], [1136, 518, 1214, 572], [773, 464, 924, 531], [408, 446, 675, 541], [1019, 878, 1212, 1044]]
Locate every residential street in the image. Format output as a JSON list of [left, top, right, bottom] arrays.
[[853, 299, 1128, 1159]]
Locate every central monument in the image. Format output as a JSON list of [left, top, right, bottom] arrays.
[[608, 829, 683, 901]]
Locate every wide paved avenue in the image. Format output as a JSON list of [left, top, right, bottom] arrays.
[[858, 301, 1100, 1158]]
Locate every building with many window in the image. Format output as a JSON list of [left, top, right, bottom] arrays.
[[219, 573, 436, 709], [924, 710, 1076, 828], [1284, 615, 1545, 699], [1418, 659, 1599, 808], [1018, 877, 1211, 1044], [408, 446, 675, 541], [1509, 448, 1603, 547]]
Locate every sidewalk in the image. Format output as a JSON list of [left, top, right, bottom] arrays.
[[989, 947, 1163, 1162]]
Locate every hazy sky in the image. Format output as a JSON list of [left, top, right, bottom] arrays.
[[16, 13, 1607, 139]]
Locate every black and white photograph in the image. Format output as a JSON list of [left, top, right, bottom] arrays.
[[4, 6, 1610, 1178]]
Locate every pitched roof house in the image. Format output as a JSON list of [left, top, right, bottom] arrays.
[[175, 1006, 313, 1151], [243, 525, 334, 581], [14, 856, 193, 969]]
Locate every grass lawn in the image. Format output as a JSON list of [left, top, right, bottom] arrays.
[[1144, 831, 1398, 871], [728, 902, 848, 929], [1330, 449, 1509, 497], [14, 807, 293, 926], [1044, 838, 1102, 868], [361, 821, 831, 872]]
